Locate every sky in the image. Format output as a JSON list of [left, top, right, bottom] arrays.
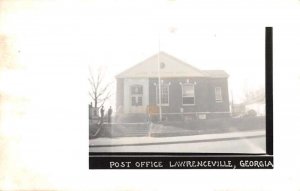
[[83, 0, 267, 106], [0, 0, 289, 108]]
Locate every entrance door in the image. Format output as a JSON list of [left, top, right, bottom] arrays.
[[123, 78, 149, 113], [129, 85, 144, 113]]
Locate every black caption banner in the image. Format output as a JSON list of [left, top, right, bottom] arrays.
[[89, 156, 273, 169]]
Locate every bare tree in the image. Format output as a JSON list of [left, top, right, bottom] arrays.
[[89, 67, 112, 111], [243, 87, 265, 104]]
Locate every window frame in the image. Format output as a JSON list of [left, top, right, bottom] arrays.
[[130, 85, 143, 106], [182, 83, 195, 106], [156, 84, 170, 106], [215, 87, 223, 103]]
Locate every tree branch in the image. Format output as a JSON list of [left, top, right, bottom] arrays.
[[89, 92, 94, 99], [97, 81, 113, 98], [89, 66, 113, 108]]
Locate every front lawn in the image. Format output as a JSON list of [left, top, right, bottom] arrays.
[[151, 116, 265, 137]]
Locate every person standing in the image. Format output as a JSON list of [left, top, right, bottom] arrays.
[[100, 106, 104, 123], [108, 106, 113, 123]]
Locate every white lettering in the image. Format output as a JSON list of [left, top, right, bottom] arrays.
[[109, 162, 131, 168]]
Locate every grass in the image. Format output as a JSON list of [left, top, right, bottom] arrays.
[[151, 116, 265, 137]]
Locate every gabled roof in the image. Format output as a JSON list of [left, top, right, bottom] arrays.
[[116, 52, 229, 78], [203, 70, 229, 78]]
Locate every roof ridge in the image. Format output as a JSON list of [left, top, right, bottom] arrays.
[[115, 53, 158, 78], [159, 51, 207, 74], [115, 52, 228, 78]]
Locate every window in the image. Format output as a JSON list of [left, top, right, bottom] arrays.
[[156, 85, 169, 105], [182, 84, 195, 105], [131, 85, 143, 106], [215, 87, 222, 102]]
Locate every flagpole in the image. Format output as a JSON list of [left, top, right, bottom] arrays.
[[158, 33, 162, 121], [157, 26, 176, 121]]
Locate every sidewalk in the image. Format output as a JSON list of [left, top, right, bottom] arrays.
[[89, 129, 265, 147]]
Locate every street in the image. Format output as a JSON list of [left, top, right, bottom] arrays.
[[89, 130, 266, 153]]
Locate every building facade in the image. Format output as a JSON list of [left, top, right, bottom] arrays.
[[116, 52, 230, 121]]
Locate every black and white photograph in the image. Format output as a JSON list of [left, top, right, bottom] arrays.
[[88, 19, 273, 168], [89, 48, 267, 154], [1, 0, 300, 190]]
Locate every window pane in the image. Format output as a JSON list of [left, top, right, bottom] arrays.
[[137, 96, 142, 106], [183, 84, 194, 97], [131, 85, 143, 95], [138, 86, 143, 94], [161, 86, 169, 104], [156, 85, 169, 105], [161, 86, 168, 104], [215, 87, 222, 101], [183, 97, 194, 104], [132, 96, 143, 106]]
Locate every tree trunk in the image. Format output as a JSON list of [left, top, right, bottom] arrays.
[[94, 98, 97, 108]]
